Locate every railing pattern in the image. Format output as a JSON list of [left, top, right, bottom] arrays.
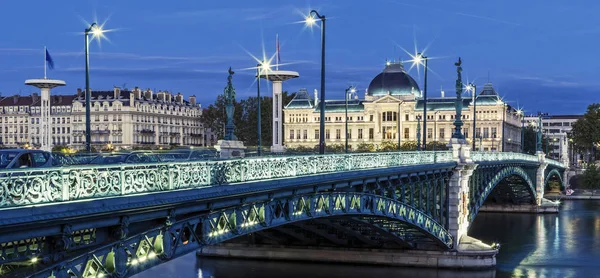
[[471, 151, 539, 163], [0, 151, 454, 208]]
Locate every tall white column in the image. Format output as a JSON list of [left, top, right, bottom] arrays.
[[40, 87, 51, 151], [271, 81, 284, 153], [536, 151, 548, 205]]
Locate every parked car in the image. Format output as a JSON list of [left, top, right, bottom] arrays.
[[0, 149, 61, 169], [87, 151, 162, 165]]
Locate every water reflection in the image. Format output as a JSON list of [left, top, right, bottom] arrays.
[[140, 200, 600, 278]]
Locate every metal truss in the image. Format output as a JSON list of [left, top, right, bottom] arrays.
[[544, 168, 564, 189], [20, 192, 451, 278]]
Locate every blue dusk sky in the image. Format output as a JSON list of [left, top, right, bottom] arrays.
[[0, 0, 598, 114]]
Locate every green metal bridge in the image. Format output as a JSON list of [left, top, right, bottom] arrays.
[[0, 150, 565, 277]]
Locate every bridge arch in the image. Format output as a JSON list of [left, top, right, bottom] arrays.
[[34, 192, 453, 278], [470, 166, 536, 222], [544, 168, 563, 190]]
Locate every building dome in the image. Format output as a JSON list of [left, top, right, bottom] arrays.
[[366, 62, 420, 97]]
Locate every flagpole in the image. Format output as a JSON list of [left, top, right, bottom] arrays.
[[44, 46, 47, 79]]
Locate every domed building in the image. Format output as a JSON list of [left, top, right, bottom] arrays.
[[283, 61, 522, 152]]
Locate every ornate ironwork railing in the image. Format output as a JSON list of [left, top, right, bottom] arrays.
[[0, 151, 455, 208], [471, 151, 539, 163]]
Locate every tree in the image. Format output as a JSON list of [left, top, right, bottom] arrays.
[[379, 141, 398, 152], [571, 103, 600, 162], [400, 141, 418, 151], [425, 141, 448, 151], [522, 126, 549, 155], [582, 164, 600, 190], [355, 143, 375, 152]]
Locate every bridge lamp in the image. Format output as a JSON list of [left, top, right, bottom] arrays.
[[84, 22, 106, 152], [303, 10, 327, 154], [30, 257, 38, 264], [345, 86, 356, 153]]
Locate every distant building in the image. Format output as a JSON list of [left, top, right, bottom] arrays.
[[283, 61, 522, 152], [524, 114, 583, 165], [0, 87, 206, 150]]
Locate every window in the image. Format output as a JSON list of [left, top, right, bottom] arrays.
[[314, 129, 319, 139], [326, 129, 331, 139], [404, 128, 410, 139], [303, 130, 307, 139], [370, 115, 374, 122], [405, 114, 409, 121], [476, 128, 481, 138], [491, 127, 497, 138], [369, 128, 374, 139], [465, 130, 469, 139], [439, 128, 445, 139], [348, 129, 352, 139], [296, 129, 301, 140], [289, 130, 294, 140], [358, 129, 363, 139], [427, 128, 433, 139], [335, 129, 341, 139], [483, 128, 490, 138]]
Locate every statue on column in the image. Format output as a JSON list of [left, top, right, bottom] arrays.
[[224, 67, 237, 141], [536, 114, 543, 152], [452, 57, 465, 139]]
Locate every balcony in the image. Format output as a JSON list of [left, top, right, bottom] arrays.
[[92, 130, 111, 134], [138, 129, 155, 134], [136, 141, 155, 145], [189, 133, 203, 137], [169, 132, 180, 136]]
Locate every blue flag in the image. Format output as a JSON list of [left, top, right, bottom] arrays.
[[45, 49, 54, 70]]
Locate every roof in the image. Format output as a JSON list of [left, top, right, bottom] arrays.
[[314, 99, 365, 113], [74, 90, 197, 107], [285, 88, 314, 109], [0, 94, 76, 107], [367, 62, 420, 97]]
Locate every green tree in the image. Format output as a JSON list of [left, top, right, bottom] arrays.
[[400, 141, 418, 151], [325, 143, 345, 153], [355, 143, 375, 152], [582, 164, 600, 190], [571, 104, 600, 162], [522, 126, 549, 155], [52, 145, 69, 152], [379, 141, 398, 151]]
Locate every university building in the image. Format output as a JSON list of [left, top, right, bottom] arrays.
[[524, 114, 582, 165], [283, 61, 522, 152], [0, 87, 205, 150]]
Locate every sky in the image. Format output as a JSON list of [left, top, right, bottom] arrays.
[[0, 0, 598, 115]]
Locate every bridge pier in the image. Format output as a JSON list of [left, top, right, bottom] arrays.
[[535, 151, 548, 206]]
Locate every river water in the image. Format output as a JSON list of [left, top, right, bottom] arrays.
[[140, 200, 600, 278]]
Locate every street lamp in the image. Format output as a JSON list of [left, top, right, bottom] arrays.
[[256, 62, 271, 156], [499, 101, 507, 152], [416, 115, 422, 151], [84, 23, 104, 153], [416, 53, 429, 149], [305, 10, 327, 154], [345, 86, 356, 153], [466, 83, 477, 150], [433, 111, 439, 151], [516, 109, 525, 153]]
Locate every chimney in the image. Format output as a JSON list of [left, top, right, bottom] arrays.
[[144, 89, 153, 100], [190, 95, 197, 106], [134, 87, 142, 99], [166, 92, 172, 103], [129, 92, 135, 107], [176, 93, 183, 104], [314, 89, 318, 105], [157, 91, 166, 101], [77, 88, 82, 98], [113, 87, 121, 99]]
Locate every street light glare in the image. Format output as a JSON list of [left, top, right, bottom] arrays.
[[350, 87, 357, 93], [91, 25, 104, 38], [305, 15, 317, 26]]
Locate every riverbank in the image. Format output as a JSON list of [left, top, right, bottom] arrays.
[[545, 194, 600, 200]]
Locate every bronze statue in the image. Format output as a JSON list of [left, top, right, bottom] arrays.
[[452, 57, 465, 139], [224, 67, 237, 140]]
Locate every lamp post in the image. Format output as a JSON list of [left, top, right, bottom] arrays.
[[418, 53, 429, 149], [345, 86, 356, 153], [501, 102, 506, 152], [517, 110, 525, 153], [305, 10, 327, 154], [84, 23, 103, 153], [416, 115, 422, 151], [433, 111, 439, 151], [256, 63, 262, 156], [469, 83, 477, 150]]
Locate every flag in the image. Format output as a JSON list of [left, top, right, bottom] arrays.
[[276, 34, 281, 64], [45, 49, 54, 70]]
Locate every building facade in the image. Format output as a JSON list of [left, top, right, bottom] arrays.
[[283, 62, 522, 152], [524, 114, 582, 165], [0, 87, 205, 150]]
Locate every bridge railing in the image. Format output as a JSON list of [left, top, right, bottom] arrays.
[[0, 151, 455, 209], [471, 151, 539, 163]]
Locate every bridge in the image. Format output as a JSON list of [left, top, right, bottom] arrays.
[[0, 146, 565, 277]]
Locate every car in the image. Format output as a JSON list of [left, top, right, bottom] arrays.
[[87, 151, 162, 165], [0, 149, 60, 169]]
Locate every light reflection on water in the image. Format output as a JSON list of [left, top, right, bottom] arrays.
[[139, 200, 600, 278]]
